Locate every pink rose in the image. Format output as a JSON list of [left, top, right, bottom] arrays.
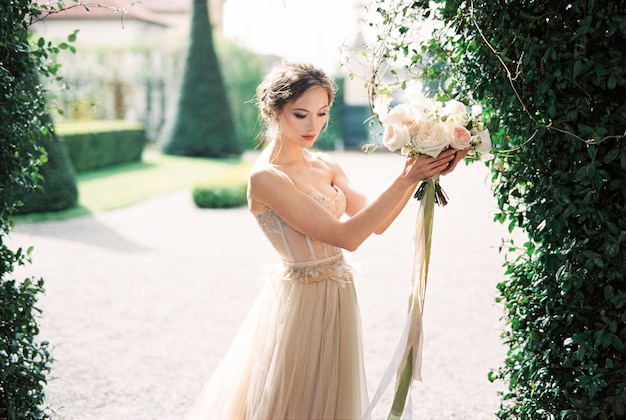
[[448, 124, 472, 150]]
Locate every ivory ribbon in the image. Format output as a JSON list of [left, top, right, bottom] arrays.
[[363, 178, 436, 420]]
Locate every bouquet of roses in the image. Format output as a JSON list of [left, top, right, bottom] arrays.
[[371, 82, 491, 205], [363, 82, 492, 420]]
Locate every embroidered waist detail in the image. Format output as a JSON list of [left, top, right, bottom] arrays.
[[282, 254, 353, 285]]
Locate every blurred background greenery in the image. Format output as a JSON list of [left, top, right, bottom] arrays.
[[19, 0, 369, 218]]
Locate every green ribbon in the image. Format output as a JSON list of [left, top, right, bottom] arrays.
[[387, 178, 436, 420]]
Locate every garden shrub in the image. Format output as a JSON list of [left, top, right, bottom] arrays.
[[0, 0, 69, 416], [0, 276, 52, 419], [192, 164, 249, 209], [365, 0, 626, 417], [12, 113, 79, 216], [61, 126, 146, 172], [192, 183, 247, 209]]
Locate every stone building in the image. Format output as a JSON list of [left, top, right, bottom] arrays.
[[31, 0, 225, 140]]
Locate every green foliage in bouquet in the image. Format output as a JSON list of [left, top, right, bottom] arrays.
[[365, 0, 625, 417]]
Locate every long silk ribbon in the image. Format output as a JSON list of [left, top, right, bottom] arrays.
[[363, 179, 435, 420]]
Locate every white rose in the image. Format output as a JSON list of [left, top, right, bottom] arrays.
[[381, 103, 417, 126], [443, 100, 467, 115], [443, 100, 469, 126], [412, 119, 450, 157], [383, 124, 411, 152]]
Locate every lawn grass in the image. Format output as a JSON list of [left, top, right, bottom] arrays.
[[16, 151, 252, 222]]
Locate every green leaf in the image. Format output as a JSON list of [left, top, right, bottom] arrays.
[[607, 74, 617, 89], [68, 30, 79, 42], [573, 60, 582, 78], [603, 148, 620, 164], [575, 166, 588, 181]]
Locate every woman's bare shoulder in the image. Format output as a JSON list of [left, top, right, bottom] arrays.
[[249, 161, 288, 186], [313, 151, 343, 174], [314, 151, 337, 165], [248, 161, 296, 214]]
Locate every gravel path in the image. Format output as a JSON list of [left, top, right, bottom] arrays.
[[8, 151, 510, 419]]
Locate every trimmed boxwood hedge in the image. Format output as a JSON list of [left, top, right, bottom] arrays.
[[60, 127, 146, 172], [192, 164, 249, 209], [192, 183, 247, 208]]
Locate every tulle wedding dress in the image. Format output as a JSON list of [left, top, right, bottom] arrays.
[[184, 186, 369, 419]]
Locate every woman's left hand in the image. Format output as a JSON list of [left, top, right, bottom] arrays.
[[440, 149, 468, 176]]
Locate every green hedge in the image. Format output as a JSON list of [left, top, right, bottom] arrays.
[[192, 164, 249, 209], [192, 184, 247, 208], [2, 1, 61, 416], [365, 1, 625, 417], [0, 276, 52, 419], [59, 122, 146, 172], [388, 1, 626, 417], [13, 123, 79, 215]]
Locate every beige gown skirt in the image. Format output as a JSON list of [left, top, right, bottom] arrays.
[[184, 254, 369, 420]]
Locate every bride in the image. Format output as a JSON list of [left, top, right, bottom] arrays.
[[184, 60, 464, 419]]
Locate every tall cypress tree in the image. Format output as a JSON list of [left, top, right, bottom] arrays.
[[161, 0, 241, 157]]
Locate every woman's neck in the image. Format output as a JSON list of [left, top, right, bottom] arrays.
[[267, 139, 311, 166]]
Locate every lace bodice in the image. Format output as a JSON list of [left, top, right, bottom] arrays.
[[254, 186, 346, 263]]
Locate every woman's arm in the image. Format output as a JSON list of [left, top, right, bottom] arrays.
[[330, 148, 464, 236], [327, 155, 415, 235], [249, 151, 455, 252], [376, 148, 468, 232]]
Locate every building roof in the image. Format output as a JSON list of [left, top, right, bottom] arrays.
[[141, 0, 192, 14], [42, 0, 171, 27]]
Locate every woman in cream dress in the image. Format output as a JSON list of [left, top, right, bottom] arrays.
[[184, 61, 464, 419]]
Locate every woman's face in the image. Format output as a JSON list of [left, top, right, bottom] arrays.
[[277, 86, 329, 148]]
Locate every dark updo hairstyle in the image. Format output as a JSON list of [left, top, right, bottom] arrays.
[[256, 61, 336, 145]]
